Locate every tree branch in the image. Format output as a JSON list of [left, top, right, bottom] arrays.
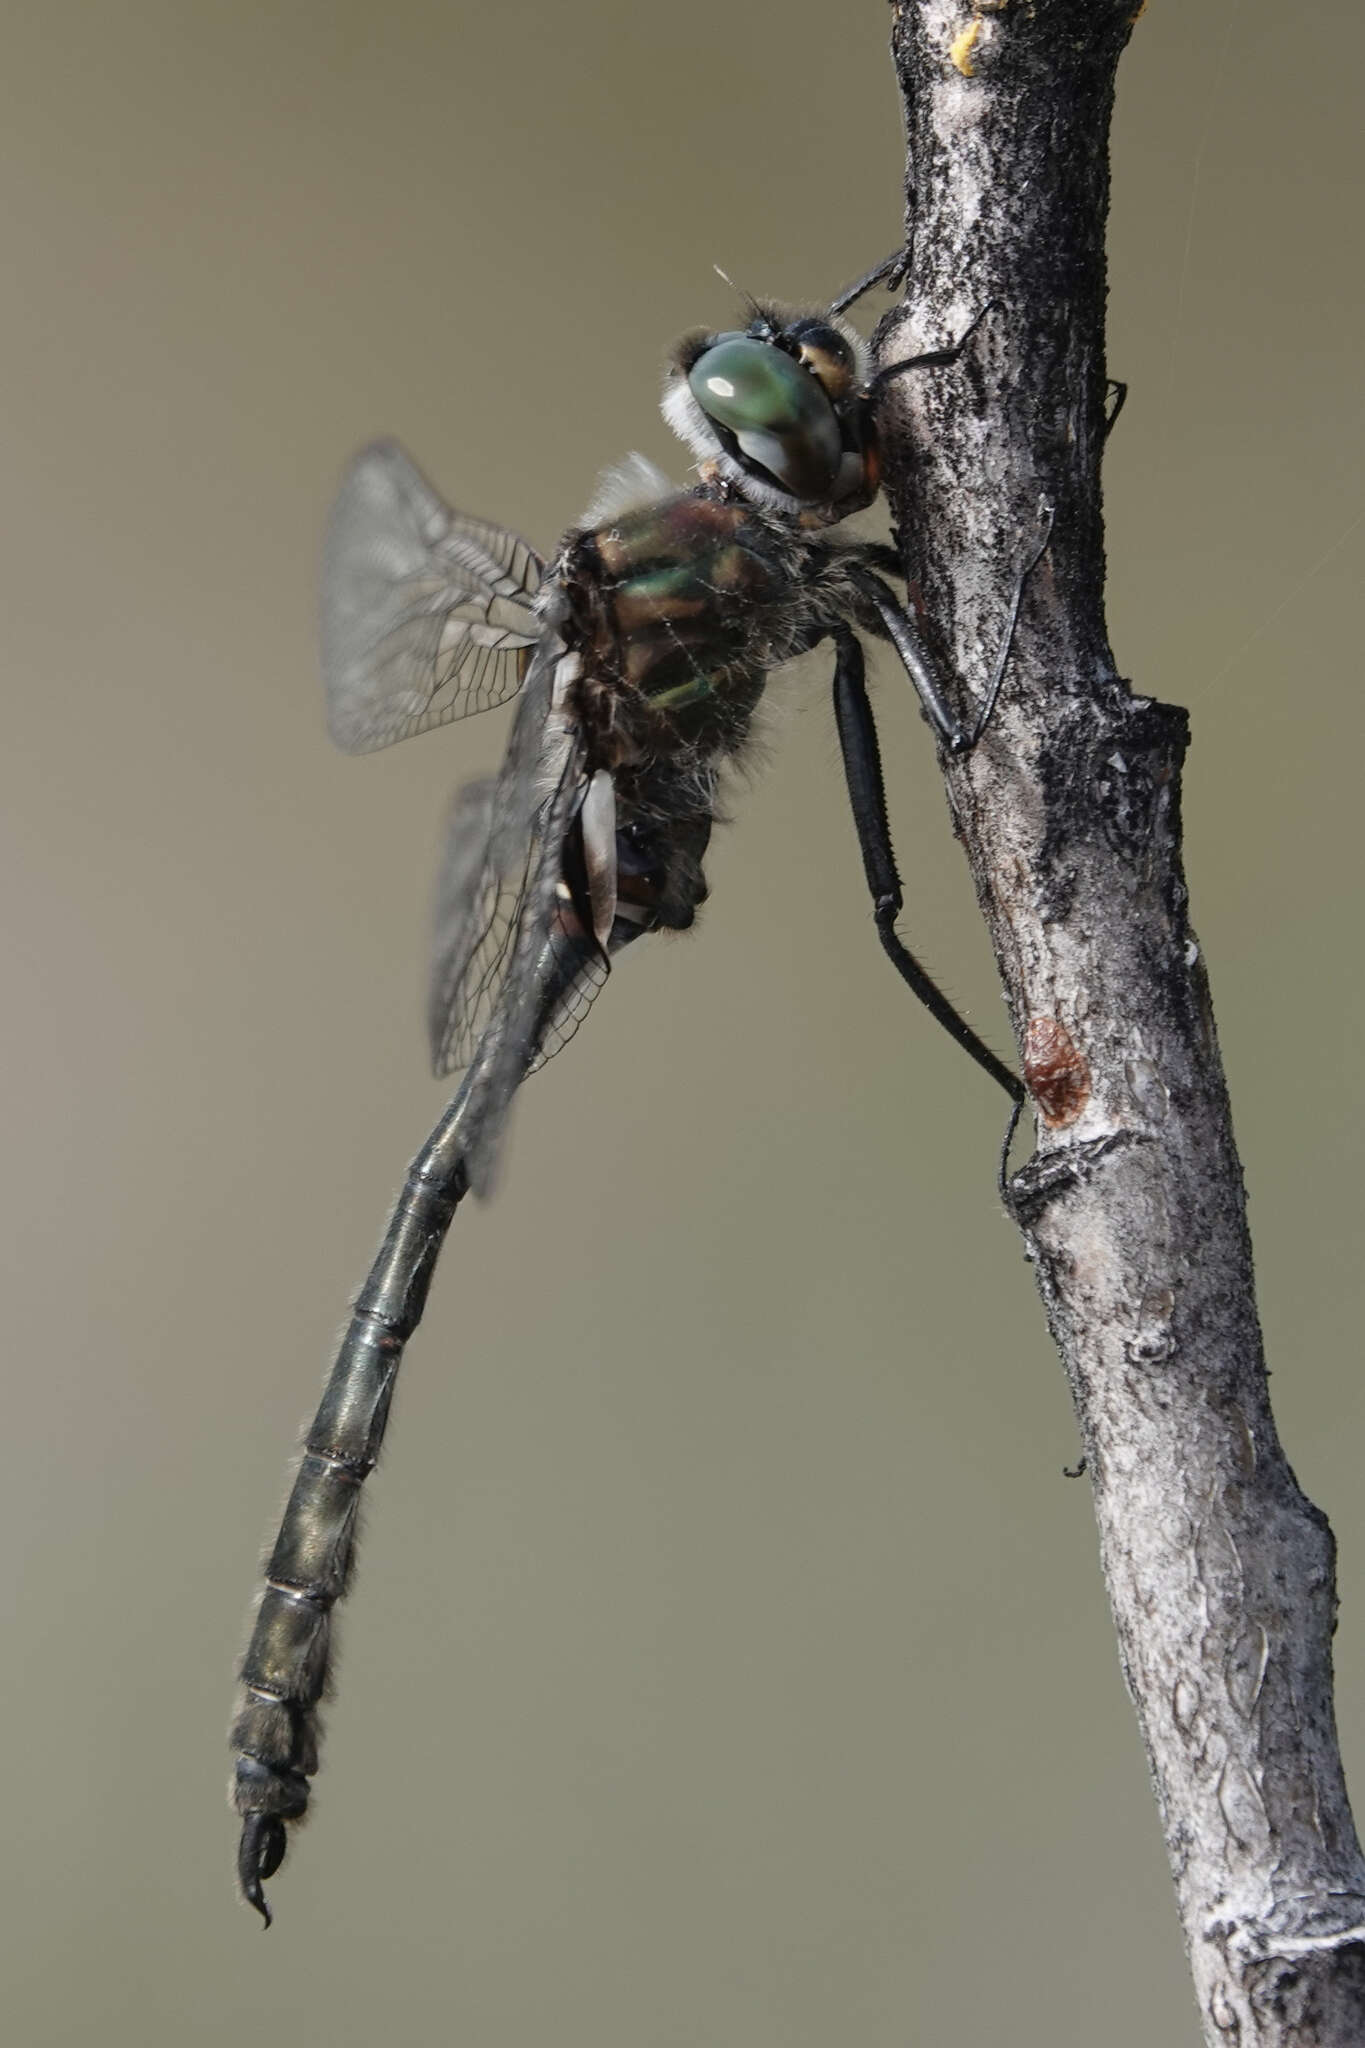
[[876, 4, 1365, 2040]]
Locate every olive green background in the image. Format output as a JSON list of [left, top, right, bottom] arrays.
[[2, 4, 1360, 2042]]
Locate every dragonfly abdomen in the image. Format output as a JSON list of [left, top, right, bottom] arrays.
[[231, 1117, 471, 1921]]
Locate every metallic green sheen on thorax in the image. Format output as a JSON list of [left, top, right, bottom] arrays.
[[567, 492, 787, 711]]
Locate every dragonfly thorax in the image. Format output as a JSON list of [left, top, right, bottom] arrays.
[[558, 492, 789, 718]]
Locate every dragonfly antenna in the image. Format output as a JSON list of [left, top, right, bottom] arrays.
[[712, 263, 766, 327]]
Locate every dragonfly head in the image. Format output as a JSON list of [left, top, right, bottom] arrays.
[[663, 301, 879, 525]]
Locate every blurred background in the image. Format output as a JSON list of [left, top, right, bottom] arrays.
[[1, 3, 1361, 2042]]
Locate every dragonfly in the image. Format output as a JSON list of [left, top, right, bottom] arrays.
[[229, 256, 1053, 1925]]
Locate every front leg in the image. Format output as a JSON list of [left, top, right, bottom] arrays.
[[866, 298, 1003, 401], [828, 247, 911, 316]]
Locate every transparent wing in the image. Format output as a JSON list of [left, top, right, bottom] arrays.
[[322, 438, 544, 754], [432, 816, 609, 1079], [457, 740, 606, 1196], [525, 935, 611, 1074], [428, 776, 511, 1074], [428, 637, 559, 1073], [428, 638, 621, 1098]]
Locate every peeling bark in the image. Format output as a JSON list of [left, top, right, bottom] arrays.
[[876, 4, 1365, 2040]]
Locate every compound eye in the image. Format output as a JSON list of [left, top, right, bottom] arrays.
[[687, 336, 842, 501]]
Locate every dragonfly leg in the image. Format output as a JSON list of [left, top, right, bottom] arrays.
[[828, 247, 910, 316], [851, 542, 907, 580], [1104, 378, 1128, 439], [849, 570, 966, 751], [865, 298, 1003, 400], [997, 1094, 1025, 1205], [959, 500, 1056, 750], [829, 624, 1023, 1105], [852, 499, 1055, 755]]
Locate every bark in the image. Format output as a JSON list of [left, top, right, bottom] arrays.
[[875, 4, 1365, 2041]]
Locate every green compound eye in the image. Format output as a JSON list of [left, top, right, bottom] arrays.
[[688, 336, 843, 501]]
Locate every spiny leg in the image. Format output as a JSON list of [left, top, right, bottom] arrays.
[[996, 1095, 1025, 1206], [828, 247, 910, 317], [829, 624, 1023, 1106], [1103, 378, 1128, 439], [851, 500, 1055, 754], [849, 542, 907, 580], [847, 568, 966, 750], [960, 502, 1056, 749], [859, 290, 1052, 747], [865, 298, 1003, 401]]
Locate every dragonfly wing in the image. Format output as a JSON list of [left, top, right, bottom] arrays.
[[524, 944, 611, 1074], [322, 438, 544, 753], [522, 768, 617, 1074], [428, 766, 613, 1082], [429, 646, 631, 1191], [463, 767, 602, 1193], [426, 775, 508, 1072], [428, 636, 563, 1075]]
